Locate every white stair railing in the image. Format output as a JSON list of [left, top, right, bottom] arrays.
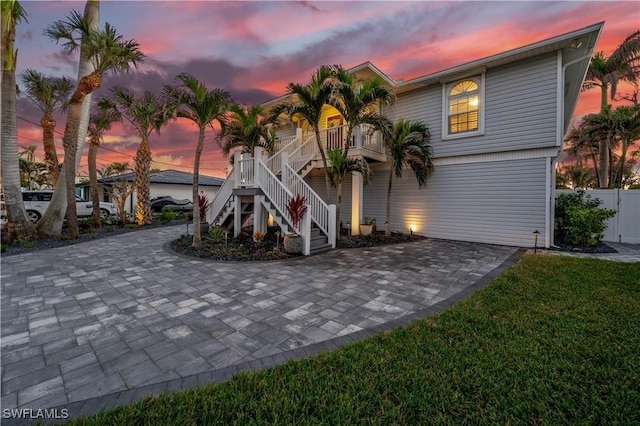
[[209, 168, 235, 224], [288, 133, 317, 174], [281, 152, 336, 247], [267, 135, 299, 175]]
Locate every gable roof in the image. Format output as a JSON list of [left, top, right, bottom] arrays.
[[262, 22, 602, 128], [99, 169, 224, 186]]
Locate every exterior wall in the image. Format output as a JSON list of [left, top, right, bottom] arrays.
[[304, 169, 352, 225], [276, 122, 297, 139], [126, 183, 220, 216], [385, 53, 558, 158], [363, 158, 548, 247]]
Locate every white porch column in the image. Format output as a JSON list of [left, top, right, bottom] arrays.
[[233, 195, 242, 237], [351, 171, 363, 235], [253, 194, 267, 235]]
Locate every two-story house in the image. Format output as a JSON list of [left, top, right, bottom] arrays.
[[210, 22, 602, 255]]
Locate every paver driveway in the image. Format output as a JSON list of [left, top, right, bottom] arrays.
[[1, 225, 520, 421]]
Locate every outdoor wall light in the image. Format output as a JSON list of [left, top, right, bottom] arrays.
[[533, 230, 540, 253]]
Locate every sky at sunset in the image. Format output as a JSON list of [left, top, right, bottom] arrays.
[[13, 1, 640, 179]]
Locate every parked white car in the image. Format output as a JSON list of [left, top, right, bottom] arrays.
[[22, 190, 118, 223]]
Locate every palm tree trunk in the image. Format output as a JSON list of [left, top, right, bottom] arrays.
[[386, 167, 393, 236], [617, 138, 629, 188], [590, 150, 600, 188], [598, 138, 609, 188], [1, 68, 37, 242], [37, 1, 100, 237], [41, 113, 60, 184], [314, 129, 332, 202], [88, 136, 101, 227], [63, 72, 102, 239], [134, 137, 152, 225], [336, 179, 342, 240], [192, 127, 205, 247]]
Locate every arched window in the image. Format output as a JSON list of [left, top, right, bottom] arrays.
[[448, 79, 479, 134]]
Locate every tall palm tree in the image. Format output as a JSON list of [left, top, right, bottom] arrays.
[[218, 104, 277, 157], [327, 148, 372, 237], [384, 119, 434, 235], [1, 0, 36, 242], [272, 65, 335, 198], [583, 30, 640, 111], [330, 66, 395, 156], [163, 73, 231, 247], [582, 29, 640, 187], [100, 88, 174, 225], [38, 9, 144, 238], [87, 104, 119, 227], [20, 69, 73, 184]]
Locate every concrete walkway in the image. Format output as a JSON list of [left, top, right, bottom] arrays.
[[1, 225, 526, 423]]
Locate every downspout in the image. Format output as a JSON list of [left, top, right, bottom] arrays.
[[548, 50, 594, 247]]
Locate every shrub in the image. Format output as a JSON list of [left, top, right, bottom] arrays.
[[198, 193, 211, 220], [555, 191, 616, 247], [286, 194, 307, 230], [157, 209, 177, 224], [105, 225, 115, 233], [207, 226, 227, 244], [253, 231, 265, 242]]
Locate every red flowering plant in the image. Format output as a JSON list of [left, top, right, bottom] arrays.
[[198, 193, 211, 221], [286, 194, 307, 234]]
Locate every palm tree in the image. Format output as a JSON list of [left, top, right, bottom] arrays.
[[384, 119, 434, 235], [163, 73, 231, 247], [327, 148, 372, 237], [330, 66, 395, 156], [564, 126, 601, 186], [38, 9, 144, 238], [582, 30, 640, 187], [1, 0, 36, 242], [218, 104, 277, 157], [87, 104, 119, 227], [272, 65, 335, 198], [20, 69, 73, 184], [100, 88, 174, 225], [610, 104, 640, 187], [99, 162, 132, 224]]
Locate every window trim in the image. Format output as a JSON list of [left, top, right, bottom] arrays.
[[442, 73, 485, 140]]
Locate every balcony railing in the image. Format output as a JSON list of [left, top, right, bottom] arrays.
[[303, 124, 385, 155]]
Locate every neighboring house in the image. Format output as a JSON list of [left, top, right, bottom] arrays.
[[210, 23, 602, 253], [81, 169, 224, 220]]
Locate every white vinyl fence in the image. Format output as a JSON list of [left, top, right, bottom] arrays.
[[556, 189, 640, 244]]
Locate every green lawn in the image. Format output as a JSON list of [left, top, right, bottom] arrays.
[[70, 254, 639, 425]]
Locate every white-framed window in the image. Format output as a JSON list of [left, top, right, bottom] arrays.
[[443, 74, 484, 139]]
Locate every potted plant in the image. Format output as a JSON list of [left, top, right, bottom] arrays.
[[198, 192, 211, 236], [360, 217, 376, 236], [283, 194, 307, 254]]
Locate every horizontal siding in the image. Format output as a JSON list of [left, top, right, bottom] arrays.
[[276, 123, 297, 139], [363, 158, 548, 247], [384, 54, 558, 159], [304, 169, 352, 224]]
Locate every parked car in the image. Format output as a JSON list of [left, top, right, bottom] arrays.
[[150, 196, 193, 213], [21, 190, 118, 223]]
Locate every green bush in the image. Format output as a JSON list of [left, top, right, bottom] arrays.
[[207, 226, 227, 244], [555, 191, 616, 247], [157, 209, 177, 224]]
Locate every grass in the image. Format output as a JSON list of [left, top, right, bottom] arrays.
[[66, 255, 639, 425]]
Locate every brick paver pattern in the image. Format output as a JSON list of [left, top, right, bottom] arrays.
[[2, 225, 520, 420]]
